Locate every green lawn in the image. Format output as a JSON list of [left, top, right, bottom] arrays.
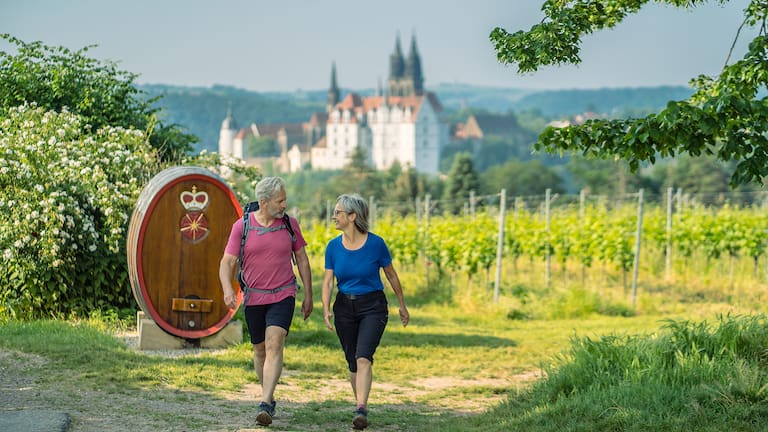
[[3, 289, 767, 431]]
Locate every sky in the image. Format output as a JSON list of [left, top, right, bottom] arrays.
[[0, 0, 759, 93]]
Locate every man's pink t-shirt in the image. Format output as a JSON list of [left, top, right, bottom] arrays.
[[224, 214, 307, 306]]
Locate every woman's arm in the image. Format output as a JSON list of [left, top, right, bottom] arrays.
[[382, 264, 410, 326], [321, 269, 336, 331]]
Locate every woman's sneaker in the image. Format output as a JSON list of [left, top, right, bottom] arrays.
[[352, 407, 368, 430], [256, 400, 276, 426]]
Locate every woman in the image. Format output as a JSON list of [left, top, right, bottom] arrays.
[[322, 194, 410, 430]]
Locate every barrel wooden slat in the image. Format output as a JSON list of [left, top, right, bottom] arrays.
[[127, 166, 243, 339]]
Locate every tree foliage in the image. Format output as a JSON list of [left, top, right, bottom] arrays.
[[483, 159, 565, 196], [443, 152, 480, 214], [327, 147, 384, 201], [490, 0, 768, 187], [0, 34, 196, 161], [245, 135, 279, 157]]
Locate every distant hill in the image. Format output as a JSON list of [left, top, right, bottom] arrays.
[[431, 83, 694, 116], [140, 84, 325, 153], [140, 83, 694, 153]]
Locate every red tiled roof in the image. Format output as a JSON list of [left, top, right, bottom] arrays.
[[235, 128, 254, 140], [328, 91, 442, 124]]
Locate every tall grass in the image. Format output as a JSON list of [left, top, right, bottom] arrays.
[[439, 313, 768, 431]]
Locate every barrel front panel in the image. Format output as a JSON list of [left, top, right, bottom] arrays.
[[133, 169, 241, 338]]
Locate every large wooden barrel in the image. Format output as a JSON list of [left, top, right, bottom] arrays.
[[127, 166, 243, 339]]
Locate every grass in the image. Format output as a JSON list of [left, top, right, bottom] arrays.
[[444, 313, 768, 431], [4, 302, 767, 431], [4, 255, 768, 431]]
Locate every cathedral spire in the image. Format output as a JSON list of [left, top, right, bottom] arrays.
[[406, 33, 424, 95], [327, 61, 340, 112], [389, 33, 405, 80]]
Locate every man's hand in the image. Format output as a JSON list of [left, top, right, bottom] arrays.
[[301, 296, 313, 321], [223, 290, 237, 309]]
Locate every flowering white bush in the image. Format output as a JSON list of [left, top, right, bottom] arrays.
[[0, 104, 158, 318]]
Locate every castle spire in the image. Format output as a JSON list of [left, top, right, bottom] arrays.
[[221, 101, 237, 130], [389, 33, 405, 80], [406, 33, 424, 95], [327, 61, 340, 112]]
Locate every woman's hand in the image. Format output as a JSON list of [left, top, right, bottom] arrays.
[[323, 309, 334, 332], [399, 306, 410, 327]]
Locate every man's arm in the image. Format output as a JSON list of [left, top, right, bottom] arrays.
[[219, 253, 238, 309], [294, 246, 313, 320]]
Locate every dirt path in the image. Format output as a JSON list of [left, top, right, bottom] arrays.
[[1, 332, 540, 432]]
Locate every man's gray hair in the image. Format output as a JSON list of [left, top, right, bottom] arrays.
[[336, 194, 369, 233], [255, 177, 286, 202]]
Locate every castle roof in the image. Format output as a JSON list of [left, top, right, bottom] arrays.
[[328, 91, 443, 124], [456, 113, 522, 140], [234, 127, 253, 140]]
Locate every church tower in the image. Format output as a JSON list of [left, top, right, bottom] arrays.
[[388, 33, 424, 97], [387, 35, 407, 96], [218, 105, 238, 158], [327, 61, 340, 112], [405, 34, 424, 95]]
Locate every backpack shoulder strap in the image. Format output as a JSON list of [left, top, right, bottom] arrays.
[[283, 214, 297, 266], [238, 201, 259, 280], [282, 214, 296, 243]]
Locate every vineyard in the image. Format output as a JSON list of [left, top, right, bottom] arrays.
[[300, 189, 768, 316]]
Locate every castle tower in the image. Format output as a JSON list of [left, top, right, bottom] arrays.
[[327, 61, 340, 112], [388, 35, 406, 96], [218, 105, 238, 158], [388, 33, 423, 97], [405, 34, 424, 95]]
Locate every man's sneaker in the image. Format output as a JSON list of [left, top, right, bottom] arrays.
[[352, 407, 368, 430], [256, 400, 275, 426]]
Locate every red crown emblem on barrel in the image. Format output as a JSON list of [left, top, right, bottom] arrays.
[[180, 186, 209, 211], [179, 186, 210, 243]]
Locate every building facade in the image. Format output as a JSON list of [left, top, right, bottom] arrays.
[[219, 33, 447, 175]]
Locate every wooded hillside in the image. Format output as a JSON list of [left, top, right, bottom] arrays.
[[141, 83, 692, 153]]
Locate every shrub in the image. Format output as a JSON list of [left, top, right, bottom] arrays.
[[0, 104, 158, 318]]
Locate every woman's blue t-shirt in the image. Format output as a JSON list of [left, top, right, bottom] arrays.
[[324, 233, 392, 295]]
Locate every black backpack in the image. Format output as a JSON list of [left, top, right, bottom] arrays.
[[236, 201, 297, 300]]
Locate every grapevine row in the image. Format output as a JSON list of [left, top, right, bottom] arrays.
[[301, 203, 768, 285]]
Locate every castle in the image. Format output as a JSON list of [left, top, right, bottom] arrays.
[[218, 34, 448, 175]]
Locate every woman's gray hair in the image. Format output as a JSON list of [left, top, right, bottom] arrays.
[[255, 176, 286, 202], [337, 194, 369, 233]]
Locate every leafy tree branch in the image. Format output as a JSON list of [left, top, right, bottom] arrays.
[[490, 0, 768, 186]]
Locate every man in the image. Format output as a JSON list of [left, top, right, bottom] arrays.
[[219, 176, 313, 426]]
